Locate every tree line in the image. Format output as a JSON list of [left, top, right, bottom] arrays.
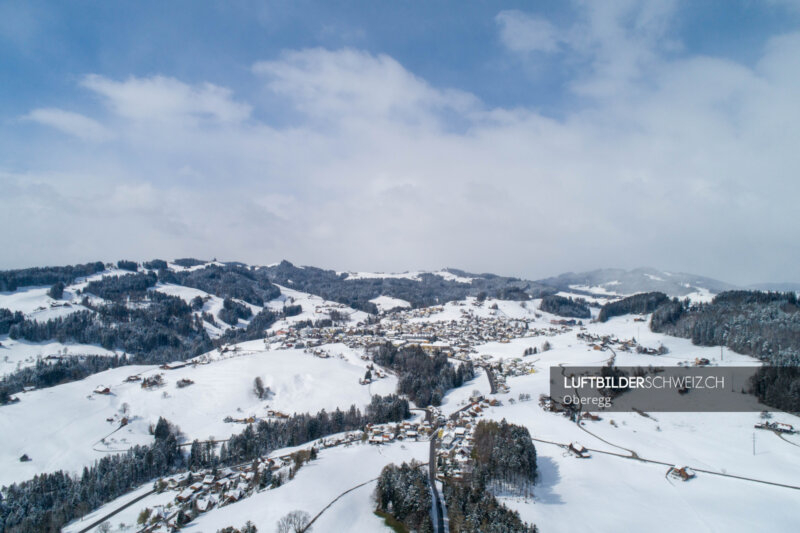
[[0, 262, 105, 292], [597, 291, 669, 322], [539, 294, 591, 318]]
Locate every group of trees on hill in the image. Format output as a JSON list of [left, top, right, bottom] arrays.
[[0, 291, 213, 401], [539, 294, 591, 318], [220, 394, 408, 465], [0, 355, 130, 403], [0, 308, 25, 334], [443, 480, 538, 533], [116, 259, 138, 271], [158, 264, 280, 306], [374, 461, 433, 532], [597, 291, 669, 322], [471, 419, 537, 493], [84, 272, 158, 300], [47, 282, 65, 299], [750, 366, 800, 413], [143, 259, 168, 270], [646, 291, 800, 412], [218, 297, 253, 326], [0, 262, 105, 292], [373, 343, 475, 406], [172, 258, 206, 268], [7, 291, 210, 358]]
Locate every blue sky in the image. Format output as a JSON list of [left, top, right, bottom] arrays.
[[2, 1, 800, 284], [3, 1, 797, 117]]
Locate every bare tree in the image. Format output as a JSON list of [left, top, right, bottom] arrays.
[[275, 510, 312, 533]]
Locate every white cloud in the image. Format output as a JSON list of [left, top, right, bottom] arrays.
[[497, 2, 680, 99], [495, 10, 560, 53], [23, 108, 113, 142], [81, 74, 252, 124], [8, 21, 800, 284], [253, 48, 478, 125]]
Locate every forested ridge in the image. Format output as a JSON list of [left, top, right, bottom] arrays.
[[649, 291, 800, 364], [0, 262, 105, 292], [539, 294, 591, 318], [262, 260, 551, 312], [598, 291, 669, 322]]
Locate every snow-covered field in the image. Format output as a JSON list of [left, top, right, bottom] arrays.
[[266, 285, 369, 331], [369, 295, 411, 311], [4, 285, 800, 533], [342, 269, 473, 284], [0, 343, 395, 486], [462, 316, 800, 532]]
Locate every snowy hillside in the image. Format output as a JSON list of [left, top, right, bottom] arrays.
[[2, 260, 800, 533], [539, 267, 738, 298], [45, 303, 800, 533], [0, 343, 394, 487]]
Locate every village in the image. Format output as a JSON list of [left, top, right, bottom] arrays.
[[77, 294, 748, 532]]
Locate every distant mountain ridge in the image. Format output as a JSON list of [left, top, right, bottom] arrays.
[[536, 267, 738, 298]]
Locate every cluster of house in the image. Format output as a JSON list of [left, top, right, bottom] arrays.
[[251, 301, 573, 362], [378, 313, 562, 360], [138, 456, 290, 533], [667, 465, 696, 481], [577, 330, 669, 356], [539, 394, 577, 416], [366, 420, 433, 444], [754, 421, 795, 434], [358, 363, 388, 385], [474, 354, 538, 379], [577, 331, 637, 352], [438, 423, 475, 479], [434, 394, 502, 479], [223, 408, 291, 425]]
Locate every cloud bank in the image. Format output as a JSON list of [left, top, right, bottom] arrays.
[[3, 3, 800, 284]]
